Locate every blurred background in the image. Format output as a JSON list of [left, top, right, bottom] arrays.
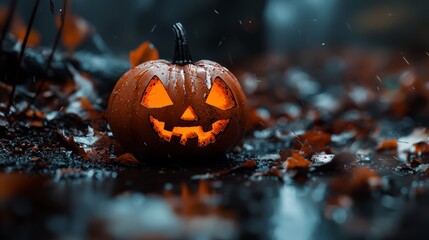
[[2, 0, 429, 65]]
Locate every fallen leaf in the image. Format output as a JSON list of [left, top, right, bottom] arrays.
[[293, 130, 331, 157], [397, 128, 429, 161], [0, 6, 40, 47], [311, 153, 335, 166], [113, 153, 140, 165], [57, 10, 94, 52], [246, 107, 273, 131], [410, 141, 429, 155], [407, 141, 429, 166], [330, 167, 381, 199], [13, 25, 41, 47], [282, 151, 311, 169], [376, 139, 397, 152], [57, 127, 111, 162], [129, 41, 159, 67]]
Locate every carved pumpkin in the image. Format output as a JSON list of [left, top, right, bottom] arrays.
[[107, 23, 247, 159]]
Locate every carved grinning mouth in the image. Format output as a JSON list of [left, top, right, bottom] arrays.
[[149, 115, 230, 147]]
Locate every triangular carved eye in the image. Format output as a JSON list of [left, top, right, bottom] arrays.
[[205, 77, 236, 110], [141, 76, 173, 108]]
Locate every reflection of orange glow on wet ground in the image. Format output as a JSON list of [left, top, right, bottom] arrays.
[[149, 115, 229, 146], [0, 173, 43, 199], [163, 181, 235, 219], [95, 182, 237, 239]]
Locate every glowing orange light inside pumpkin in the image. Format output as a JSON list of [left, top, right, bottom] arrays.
[[180, 106, 198, 121], [149, 115, 230, 147], [141, 76, 173, 108], [205, 78, 236, 110]]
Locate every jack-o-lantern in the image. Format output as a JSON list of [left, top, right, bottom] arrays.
[[107, 23, 247, 159]]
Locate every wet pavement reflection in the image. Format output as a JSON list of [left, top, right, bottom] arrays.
[[0, 168, 424, 240]]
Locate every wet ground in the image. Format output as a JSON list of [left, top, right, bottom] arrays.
[[1, 108, 429, 239], [2, 26, 429, 238]]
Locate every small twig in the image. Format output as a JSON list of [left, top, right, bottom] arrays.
[[31, 0, 67, 106], [46, 0, 67, 75], [291, 129, 303, 146], [6, 0, 40, 117], [0, 0, 18, 48]]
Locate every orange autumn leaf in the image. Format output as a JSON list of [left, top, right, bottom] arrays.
[[113, 153, 140, 165], [56, 11, 93, 52], [282, 151, 311, 169], [411, 141, 429, 155], [292, 130, 331, 156], [0, 5, 40, 47], [13, 26, 41, 47], [0, 6, 7, 26], [197, 181, 212, 197], [129, 41, 159, 67], [351, 167, 381, 190], [329, 167, 381, 197], [376, 139, 397, 152], [0, 173, 43, 199], [246, 107, 273, 131]]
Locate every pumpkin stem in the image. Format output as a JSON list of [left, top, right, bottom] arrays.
[[172, 22, 193, 65]]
